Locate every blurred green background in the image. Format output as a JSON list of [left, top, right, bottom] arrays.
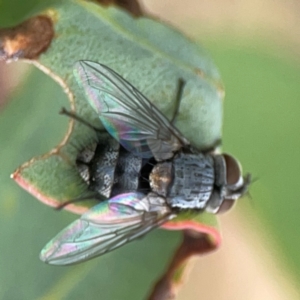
[[1, 0, 300, 299]]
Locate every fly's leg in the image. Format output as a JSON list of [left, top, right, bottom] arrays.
[[55, 107, 108, 210], [60, 107, 106, 133], [168, 81, 222, 152], [55, 193, 106, 210], [170, 78, 186, 124]]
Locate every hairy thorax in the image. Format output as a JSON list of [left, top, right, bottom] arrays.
[[150, 153, 215, 209]]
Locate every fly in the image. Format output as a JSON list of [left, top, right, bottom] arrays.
[[40, 61, 251, 265]]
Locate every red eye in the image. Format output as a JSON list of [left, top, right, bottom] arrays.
[[215, 154, 244, 214], [223, 154, 242, 185]]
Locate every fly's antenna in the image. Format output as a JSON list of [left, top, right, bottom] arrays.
[[243, 174, 257, 209]]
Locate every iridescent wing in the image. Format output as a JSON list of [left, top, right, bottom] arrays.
[[74, 61, 190, 161], [40, 192, 173, 265]]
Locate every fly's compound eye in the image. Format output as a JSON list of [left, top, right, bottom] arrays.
[[223, 154, 243, 186], [216, 154, 244, 214]]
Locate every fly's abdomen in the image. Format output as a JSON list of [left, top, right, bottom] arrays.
[[111, 147, 143, 196], [168, 153, 215, 209], [89, 136, 120, 198]]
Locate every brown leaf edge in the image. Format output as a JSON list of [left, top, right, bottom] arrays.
[[148, 229, 220, 300], [11, 169, 88, 214]]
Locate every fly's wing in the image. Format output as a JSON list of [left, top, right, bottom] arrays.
[[40, 192, 173, 265], [74, 61, 190, 161]]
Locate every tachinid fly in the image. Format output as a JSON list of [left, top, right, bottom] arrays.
[[40, 61, 250, 265]]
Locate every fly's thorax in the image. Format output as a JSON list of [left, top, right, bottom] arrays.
[[149, 162, 173, 198], [205, 154, 250, 214], [166, 153, 215, 209]]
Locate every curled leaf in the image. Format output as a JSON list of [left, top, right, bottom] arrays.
[[2, 0, 224, 297], [148, 230, 219, 300], [5, 0, 223, 219]]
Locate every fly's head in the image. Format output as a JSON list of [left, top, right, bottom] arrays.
[[206, 154, 251, 214]]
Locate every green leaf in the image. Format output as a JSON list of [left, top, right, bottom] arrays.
[[7, 0, 223, 223], [0, 0, 224, 298]]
